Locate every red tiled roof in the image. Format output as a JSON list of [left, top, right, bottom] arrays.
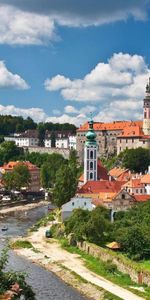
[[77, 120, 143, 132], [109, 167, 127, 178], [78, 180, 125, 194], [123, 179, 144, 188], [1, 161, 39, 171], [134, 195, 150, 202], [118, 124, 144, 138], [141, 174, 150, 184]]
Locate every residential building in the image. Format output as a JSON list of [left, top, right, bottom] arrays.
[[5, 130, 39, 148], [61, 196, 93, 221], [109, 167, 133, 182], [0, 161, 40, 192], [44, 130, 76, 149], [123, 178, 146, 195], [141, 170, 150, 195]]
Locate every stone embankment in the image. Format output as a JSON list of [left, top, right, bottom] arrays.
[[0, 200, 47, 215]]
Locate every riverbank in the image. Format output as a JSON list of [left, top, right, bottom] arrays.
[[0, 200, 47, 215], [12, 225, 144, 300]]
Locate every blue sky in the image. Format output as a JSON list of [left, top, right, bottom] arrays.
[[0, 0, 150, 126]]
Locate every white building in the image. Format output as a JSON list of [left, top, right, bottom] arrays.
[[5, 130, 39, 148], [84, 119, 97, 183], [141, 167, 150, 195], [69, 135, 76, 150], [61, 196, 93, 221]]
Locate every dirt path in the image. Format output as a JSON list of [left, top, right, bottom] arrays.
[[14, 226, 144, 300]]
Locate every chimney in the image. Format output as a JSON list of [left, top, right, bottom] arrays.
[[109, 175, 112, 181]]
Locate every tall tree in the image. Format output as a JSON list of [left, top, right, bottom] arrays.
[[52, 163, 78, 207], [3, 164, 31, 191]]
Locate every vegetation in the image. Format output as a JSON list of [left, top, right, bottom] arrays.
[[10, 240, 33, 249], [64, 201, 150, 261], [3, 163, 31, 191], [0, 141, 24, 165], [102, 147, 150, 173], [0, 246, 35, 299]]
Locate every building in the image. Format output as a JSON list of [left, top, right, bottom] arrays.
[[141, 167, 150, 195], [61, 196, 93, 221], [84, 119, 97, 183], [109, 167, 133, 182], [77, 79, 150, 162], [5, 130, 39, 148], [44, 130, 76, 149], [0, 161, 40, 192], [123, 178, 146, 195]]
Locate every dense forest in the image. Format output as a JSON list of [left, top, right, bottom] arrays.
[[0, 115, 77, 136]]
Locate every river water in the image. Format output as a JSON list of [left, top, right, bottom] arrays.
[[0, 205, 88, 300]]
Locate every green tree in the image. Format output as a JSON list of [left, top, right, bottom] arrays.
[[3, 164, 31, 191], [53, 163, 78, 207], [121, 147, 150, 173], [0, 141, 24, 165], [65, 209, 90, 241]]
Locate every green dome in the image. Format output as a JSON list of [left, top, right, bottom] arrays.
[[86, 130, 96, 140]]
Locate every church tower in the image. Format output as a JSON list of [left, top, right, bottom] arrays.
[[143, 78, 150, 135], [84, 118, 97, 183]]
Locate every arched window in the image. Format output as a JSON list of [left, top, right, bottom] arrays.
[[90, 151, 93, 159], [90, 161, 93, 169], [90, 172, 93, 179]]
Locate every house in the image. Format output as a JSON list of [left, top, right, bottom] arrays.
[[5, 130, 39, 148], [123, 178, 146, 195], [0, 161, 41, 192], [141, 168, 150, 195], [109, 167, 133, 182], [44, 130, 76, 149], [61, 196, 93, 221]]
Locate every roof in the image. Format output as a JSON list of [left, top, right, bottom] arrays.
[[78, 180, 125, 194], [141, 174, 150, 184], [78, 160, 113, 182], [19, 129, 39, 138], [118, 123, 145, 138], [45, 130, 73, 139], [123, 179, 144, 189], [77, 120, 143, 132], [106, 242, 121, 250], [109, 167, 127, 178], [0, 161, 39, 171], [134, 195, 150, 202]]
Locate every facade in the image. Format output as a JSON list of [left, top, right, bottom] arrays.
[[5, 130, 39, 148], [61, 196, 93, 221], [123, 178, 146, 195], [77, 120, 143, 163], [44, 130, 76, 149], [84, 119, 97, 183], [0, 161, 40, 192]]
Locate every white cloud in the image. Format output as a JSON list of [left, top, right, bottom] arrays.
[[0, 105, 47, 123], [0, 5, 56, 45], [46, 113, 87, 127], [46, 53, 150, 103], [0, 61, 29, 89], [0, 1, 149, 45], [64, 105, 78, 114]]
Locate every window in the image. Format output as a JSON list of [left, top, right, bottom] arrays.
[[132, 139, 134, 143], [126, 139, 128, 143], [90, 151, 93, 159], [90, 162, 93, 169], [122, 194, 125, 200], [72, 202, 74, 206], [136, 189, 138, 194], [90, 173, 93, 179], [84, 202, 86, 206]]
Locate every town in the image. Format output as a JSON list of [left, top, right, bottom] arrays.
[[0, 79, 150, 300]]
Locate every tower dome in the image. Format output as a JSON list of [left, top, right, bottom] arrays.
[[85, 119, 97, 145]]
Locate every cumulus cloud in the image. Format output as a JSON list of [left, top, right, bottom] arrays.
[[0, 61, 29, 89], [0, 5, 56, 45], [46, 113, 87, 127], [0, 1, 149, 45], [0, 105, 47, 123]]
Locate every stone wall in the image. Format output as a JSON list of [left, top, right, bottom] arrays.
[[27, 147, 70, 159], [77, 241, 150, 286]]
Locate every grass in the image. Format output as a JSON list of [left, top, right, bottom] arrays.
[[29, 211, 55, 232], [60, 239, 150, 300], [10, 240, 33, 249]]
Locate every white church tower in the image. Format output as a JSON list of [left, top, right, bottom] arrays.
[[143, 78, 150, 135], [84, 118, 97, 183]]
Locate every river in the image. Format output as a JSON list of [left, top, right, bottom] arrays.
[[0, 205, 88, 300]]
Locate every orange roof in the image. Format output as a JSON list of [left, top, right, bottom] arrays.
[[118, 123, 144, 138], [134, 195, 150, 202], [106, 242, 121, 250], [78, 180, 124, 194], [117, 170, 133, 182], [109, 167, 127, 178], [123, 179, 144, 188], [141, 174, 150, 184], [77, 120, 143, 132], [1, 161, 39, 171]]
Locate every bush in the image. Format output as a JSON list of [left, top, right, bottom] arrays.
[[104, 260, 117, 274], [51, 223, 65, 238]]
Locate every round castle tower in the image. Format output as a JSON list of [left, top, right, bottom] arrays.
[[143, 78, 150, 135], [84, 118, 97, 183]]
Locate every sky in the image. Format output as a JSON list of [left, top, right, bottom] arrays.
[[0, 0, 150, 126]]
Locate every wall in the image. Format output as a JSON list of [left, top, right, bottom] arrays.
[[28, 146, 70, 159], [77, 241, 150, 286]]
